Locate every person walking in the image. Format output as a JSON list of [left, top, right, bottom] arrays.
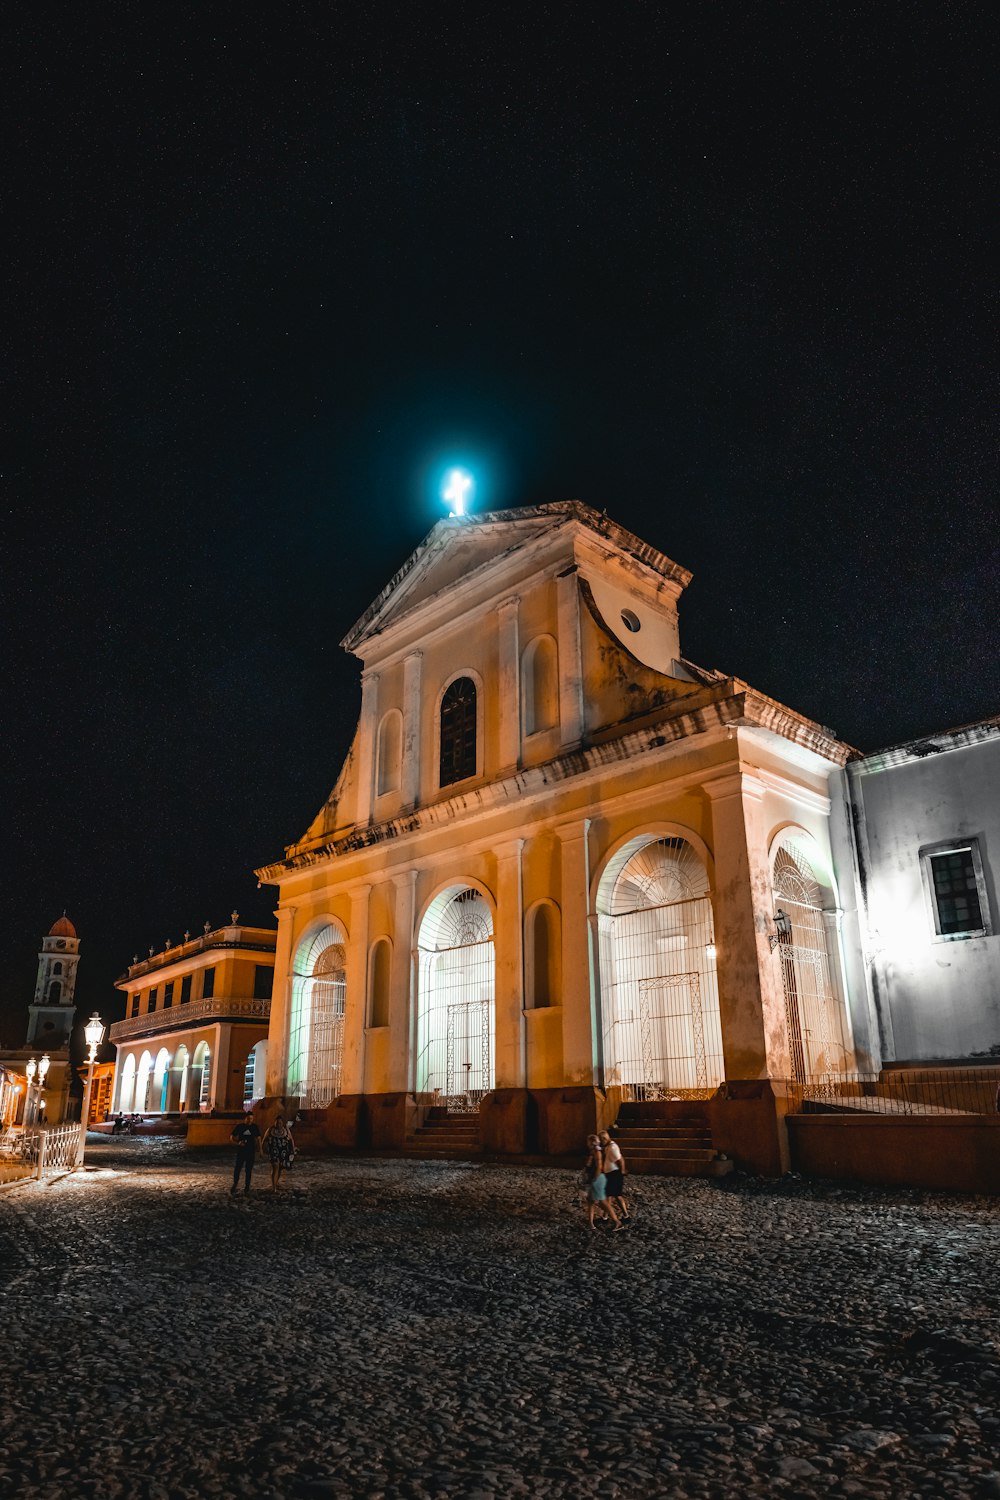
[[584, 1133, 623, 1231], [599, 1128, 630, 1222], [262, 1113, 295, 1193], [230, 1110, 261, 1195]]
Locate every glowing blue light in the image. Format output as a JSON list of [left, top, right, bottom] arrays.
[[442, 467, 473, 516]]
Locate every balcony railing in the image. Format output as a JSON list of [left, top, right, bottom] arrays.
[[109, 994, 271, 1042]]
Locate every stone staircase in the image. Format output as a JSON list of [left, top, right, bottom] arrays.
[[612, 1101, 733, 1178], [403, 1108, 482, 1161]]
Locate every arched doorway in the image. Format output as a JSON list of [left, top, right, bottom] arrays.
[[191, 1041, 212, 1111], [169, 1045, 189, 1112], [135, 1051, 154, 1113], [597, 836, 724, 1099], [417, 887, 495, 1111], [243, 1041, 267, 1107], [153, 1048, 171, 1113], [772, 832, 852, 1081], [118, 1054, 136, 1113], [288, 924, 347, 1106]]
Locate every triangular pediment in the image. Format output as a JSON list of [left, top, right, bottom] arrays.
[[341, 501, 691, 655]]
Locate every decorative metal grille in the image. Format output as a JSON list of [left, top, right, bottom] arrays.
[[417, 889, 495, 1112], [774, 846, 850, 1081], [288, 929, 348, 1106], [601, 840, 724, 1100]]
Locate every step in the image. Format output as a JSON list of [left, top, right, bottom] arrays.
[[627, 1156, 734, 1178], [613, 1126, 711, 1140]]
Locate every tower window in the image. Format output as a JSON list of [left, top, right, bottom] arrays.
[[180, 975, 192, 1004], [202, 967, 216, 999], [131, 993, 140, 1018], [148, 988, 158, 1013], [164, 982, 174, 1008], [253, 964, 273, 1000], [48, 981, 62, 1004], [439, 676, 478, 787]]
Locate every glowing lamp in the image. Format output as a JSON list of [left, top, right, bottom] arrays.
[[26, 1058, 36, 1084], [38, 1054, 51, 1083], [705, 941, 717, 961], [443, 468, 473, 516], [84, 1012, 106, 1062]]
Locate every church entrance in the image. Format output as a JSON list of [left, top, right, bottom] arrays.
[[416, 887, 495, 1112], [598, 837, 724, 1099], [288, 923, 347, 1107], [772, 836, 852, 1080]]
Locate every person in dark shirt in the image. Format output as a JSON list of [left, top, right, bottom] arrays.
[[230, 1111, 261, 1195]]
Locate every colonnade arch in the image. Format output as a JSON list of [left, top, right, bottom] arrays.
[[416, 883, 495, 1110], [135, 1051, 154, 1113], [117, 1053, 136, 1112], [595, 832, 724, 1098]]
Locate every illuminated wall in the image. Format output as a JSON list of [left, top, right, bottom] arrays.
[[847, 724, 1000, 1062]]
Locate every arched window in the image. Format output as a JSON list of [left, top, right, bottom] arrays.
[[153, 1048, 172, 1113], [521, 635, 558, 737], [376, 710, 403, 797], [52, 962, 63, 975], [48, 981, 62, 1004], [368, 937, 392, 1027], [526, 902, 561, 1008], [289, 923, 348, 1106], [439, 677, 477, 787]]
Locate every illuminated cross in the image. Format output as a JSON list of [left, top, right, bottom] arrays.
[[443, 468, 472, 516]]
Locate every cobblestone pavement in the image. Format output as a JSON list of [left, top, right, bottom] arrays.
[[2, 1139, 1000, 1500]]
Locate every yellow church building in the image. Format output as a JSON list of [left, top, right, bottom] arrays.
[[256, 502, 860, 1174]]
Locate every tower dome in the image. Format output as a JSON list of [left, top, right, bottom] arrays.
[[48, 914, 77, 939]]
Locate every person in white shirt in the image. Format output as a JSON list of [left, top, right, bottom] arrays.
[[598, 1129, 630, 1222]]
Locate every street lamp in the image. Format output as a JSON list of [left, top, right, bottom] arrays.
[[79, 1013, 106, 1166]]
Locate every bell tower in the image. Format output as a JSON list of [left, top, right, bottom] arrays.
[[26, 914, 80, 1050]]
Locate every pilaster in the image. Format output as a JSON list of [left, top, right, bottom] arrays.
[[341, 885, 371, 1095], [354, 670, 380, 827], [557, 819, 597, 1085], [496, 596, 521, 775], [391, 870, 418, 1092], [494, 839, 525, 1088], [265, 905, 297, 1095], [401, 651, 423, 810], [556, 569, 584, 747], [703, 771, 789, 1079]]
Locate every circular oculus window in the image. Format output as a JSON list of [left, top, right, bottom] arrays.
[[620, 609, 641, 634]]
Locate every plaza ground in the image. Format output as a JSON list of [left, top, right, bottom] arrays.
[[1, 1140, 999, 1500]]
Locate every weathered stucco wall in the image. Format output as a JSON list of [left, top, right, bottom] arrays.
[[851, 734, 1000, 1060]]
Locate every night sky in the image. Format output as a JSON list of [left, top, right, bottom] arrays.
[[4, 7, 997, 1047]]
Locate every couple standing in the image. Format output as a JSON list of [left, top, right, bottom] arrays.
[[584, 1129, 630, 1231], [230, 1111, 295, 1194]]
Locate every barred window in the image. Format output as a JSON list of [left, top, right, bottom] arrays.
[[439, 676, 477, 787]]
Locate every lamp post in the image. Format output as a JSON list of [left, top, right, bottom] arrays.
[[79, 1013, 106, 1166]]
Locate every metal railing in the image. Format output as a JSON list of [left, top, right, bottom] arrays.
[[786, 1069, 1000, 1117], [1, 1124, 82, 1179], [109, 994, 271, 1042]]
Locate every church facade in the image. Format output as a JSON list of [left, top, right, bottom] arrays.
[[256, 502, 875, 1170]]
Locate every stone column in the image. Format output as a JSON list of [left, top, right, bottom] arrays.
[[354, 669, 380, 828], [556, 569, 584, 747], [557, 819, 597, 1085], [212, 1022, 230, 1110], [496, 596, 521, 776], [703, 772, 789, 1079], [341, 885, 371, 1096], [265, 904, 297, 1096], [401, 651, 423, 811], [390, 870, 418, 1093], [493, 840, 525, 1088]]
